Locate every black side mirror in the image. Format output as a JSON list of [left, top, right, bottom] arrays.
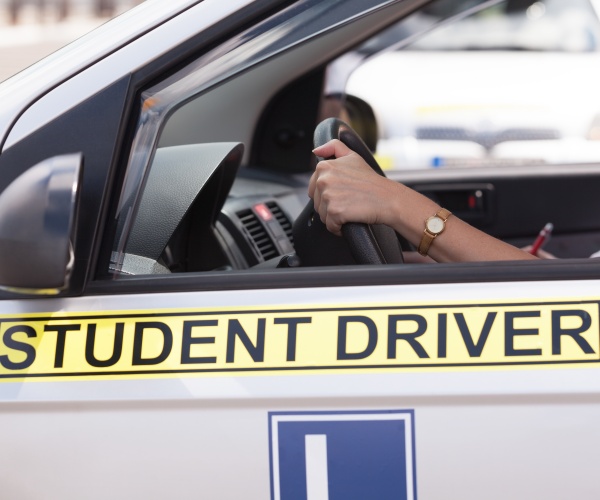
[[0, 154, 82, 295]]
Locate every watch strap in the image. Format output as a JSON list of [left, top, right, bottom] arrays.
[[418, 208, 451, 256]]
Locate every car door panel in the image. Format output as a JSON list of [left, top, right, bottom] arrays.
[[1, 280, 600, 498]]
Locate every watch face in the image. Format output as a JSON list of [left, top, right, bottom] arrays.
[[426, 216, 445, 234]]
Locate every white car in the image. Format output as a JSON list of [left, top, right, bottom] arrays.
[[347, 0, 600, 169], [0, 0, 599, 498]]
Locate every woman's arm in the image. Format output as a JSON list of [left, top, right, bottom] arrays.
[[309, 140, 537, 263]]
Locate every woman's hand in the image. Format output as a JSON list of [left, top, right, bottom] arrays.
[[309, 139, 398, 235], [309, 139, 538, 262]]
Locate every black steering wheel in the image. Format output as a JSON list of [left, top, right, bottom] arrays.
[[292, 118, 404, 266]]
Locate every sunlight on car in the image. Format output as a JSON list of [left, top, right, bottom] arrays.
[[345, 0, 600, 170]]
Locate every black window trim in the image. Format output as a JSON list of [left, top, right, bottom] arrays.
[[85, 258, 600, 297]]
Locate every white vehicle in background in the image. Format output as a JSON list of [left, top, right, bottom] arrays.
[[347, 0, 600, 169]]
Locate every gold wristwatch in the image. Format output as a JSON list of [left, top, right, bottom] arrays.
[[418, 208, 452, 256]]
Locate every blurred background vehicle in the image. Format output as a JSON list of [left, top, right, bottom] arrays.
[[340, 0, 600, 170]]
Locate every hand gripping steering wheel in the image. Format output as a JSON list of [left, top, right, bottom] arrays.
[[292, 118, 404, 266]]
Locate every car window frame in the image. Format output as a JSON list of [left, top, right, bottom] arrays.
[[90, 0, 600, 298], [102, 0, 429, 280]]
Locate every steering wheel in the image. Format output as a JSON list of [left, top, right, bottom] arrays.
[[292, 118, 404, 266]]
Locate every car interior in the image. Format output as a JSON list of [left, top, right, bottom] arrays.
[[108, 0, 600, 281]]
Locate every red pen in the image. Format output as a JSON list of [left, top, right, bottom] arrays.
[[530, 222, 553, 256]]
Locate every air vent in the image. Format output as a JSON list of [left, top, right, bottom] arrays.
[[266, 201, 294, 244], [237, 209, 278, 261]]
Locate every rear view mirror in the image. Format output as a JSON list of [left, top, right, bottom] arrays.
[[0, 154, 82, 295]]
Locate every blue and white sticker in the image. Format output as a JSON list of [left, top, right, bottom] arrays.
[[269, 410, 416, 500]]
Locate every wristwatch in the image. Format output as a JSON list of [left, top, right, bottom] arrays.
[[418, 208, 452, 256]]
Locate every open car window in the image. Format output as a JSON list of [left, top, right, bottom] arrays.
[[104, 0, 600, 281], [108, 0, 481, 278]]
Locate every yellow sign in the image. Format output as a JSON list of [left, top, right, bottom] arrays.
[[0, 299, 598, 380]]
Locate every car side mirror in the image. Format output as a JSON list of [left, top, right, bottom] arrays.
[[0, 154, 82, 295]]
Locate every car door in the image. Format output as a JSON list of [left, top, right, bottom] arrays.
[[0, 0, 599, 499]]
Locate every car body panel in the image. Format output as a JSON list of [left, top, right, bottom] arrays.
[[1, 279, 600, 498]]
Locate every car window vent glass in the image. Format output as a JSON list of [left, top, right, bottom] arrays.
[[266, 201, 294, 244], [237, 209, 278, 261]]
